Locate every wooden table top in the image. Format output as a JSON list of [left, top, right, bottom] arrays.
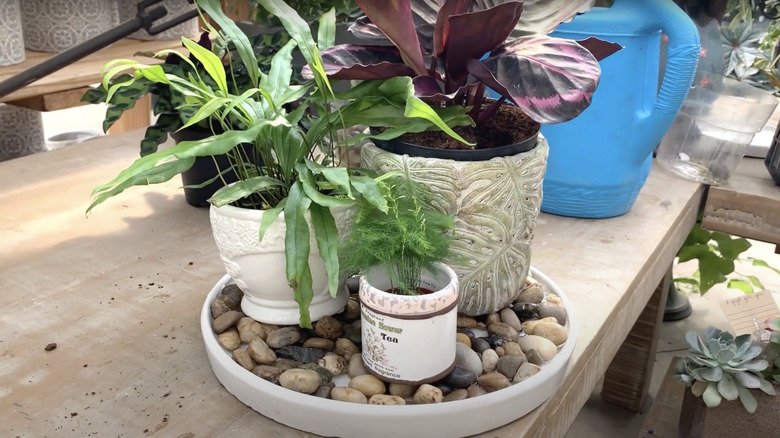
[[0, 38, 184, 103], [0, 131, 704, 437], [702, 158, 780, 247]]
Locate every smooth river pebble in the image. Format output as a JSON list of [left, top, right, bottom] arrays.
[[278, 369, 320, 394]]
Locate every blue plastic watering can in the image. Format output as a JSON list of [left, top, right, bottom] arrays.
[[539, 0, 700, 218]]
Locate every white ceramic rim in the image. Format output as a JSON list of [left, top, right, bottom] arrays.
[[359, 262, 459, 317], [200, 267, 578, 438]]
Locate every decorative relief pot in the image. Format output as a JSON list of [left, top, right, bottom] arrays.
[[117, 0, 199, 41], [0, 104, 46, 162], [359, 262, 458, 384], [361, 136, 548, 316], [209, 198, 349, 325], [0, 0, 25, 66], [21, 0, 117, 52]]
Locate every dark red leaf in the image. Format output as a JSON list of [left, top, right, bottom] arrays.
[[433, 0, 473, 56], [413, 75, 443, 95], [302, 45, 416, 80], [470, 36, 601, 124], [354, 0, 427, 75], [348, 16, 387, 41], [444, 2, 524, 86], [576, 37, 623, 62]]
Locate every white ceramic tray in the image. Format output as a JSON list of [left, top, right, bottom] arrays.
[[200, 267, 578, 438]]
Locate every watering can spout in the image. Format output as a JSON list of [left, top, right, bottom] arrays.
[[539, 0, 701, 218]]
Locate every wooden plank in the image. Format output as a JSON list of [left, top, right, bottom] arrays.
[[6, 87, 92, 111], [0, 138, 706, 438], [702, 158, 780, 245], [601, 268, 672, 412], [637, 357, 685, 438], [0, 38, 186, 103], [107, 95, 151, 135]]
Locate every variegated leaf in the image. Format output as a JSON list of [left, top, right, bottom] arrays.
[[471, 35, 600, 124], [476, 0, 595, 37], [302, 44, 415, 80]]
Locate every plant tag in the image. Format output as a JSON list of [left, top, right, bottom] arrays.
[[720, 290, 780, 336]]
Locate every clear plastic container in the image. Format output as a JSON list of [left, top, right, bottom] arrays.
[[657, 71, 778, 185]]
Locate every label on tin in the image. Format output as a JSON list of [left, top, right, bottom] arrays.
[[360, 304, 456, 383]]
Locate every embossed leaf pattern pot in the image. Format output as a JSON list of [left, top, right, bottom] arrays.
[[117, 0, 198, 41], [0, 0, 25, 66], [361, 136, 548, 316], [209, 199, 350, 325], [359, 262, 459, 385], [21, 0, 117, 53], [0, 104, 46, 162]]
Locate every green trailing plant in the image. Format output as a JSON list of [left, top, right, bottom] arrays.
[[86, 0, 467, 327], [674, 221, 780, 295], [674, 326, 776, 413], [339, 175, 454, 295], [82, 33, 223, 156]]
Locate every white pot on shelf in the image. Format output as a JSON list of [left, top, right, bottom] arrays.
[[359, 262, 459, 384], [0, 0, 25, 66], [21, 0, 117, 53], [209, 199, 350, 326]]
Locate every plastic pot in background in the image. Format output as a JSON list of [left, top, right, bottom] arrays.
[[0, 0, 25, 66], [766, 124, 780, 186], [0, 104, 46, 162], [21, 0, 117, 52], [170, 127, 257, 208], [657, 70, 778, 185]]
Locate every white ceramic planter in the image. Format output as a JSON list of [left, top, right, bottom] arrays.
[[0, 0, 25, 66], [117, 0, 198, 40], [0, 104, 45, 162], [359, 262, 458, 384], [209, 201, 349, 325], [21, 0, 117, 52], [201, 267, 577, 438]]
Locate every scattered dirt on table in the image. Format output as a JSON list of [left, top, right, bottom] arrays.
[[44, 343, 57, 351]]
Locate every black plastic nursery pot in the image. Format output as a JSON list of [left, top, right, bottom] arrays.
[[369, 129, 539, 161], [170, 127, 256, 208], [766, 124, 780, 186]]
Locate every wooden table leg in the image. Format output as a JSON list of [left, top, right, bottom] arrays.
[[601, 267, 672, 412]]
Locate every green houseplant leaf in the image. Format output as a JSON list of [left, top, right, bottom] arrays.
[[284, 181, 314, 328]]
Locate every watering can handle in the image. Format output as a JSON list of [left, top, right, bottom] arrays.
[[637, 0, 701, 148]]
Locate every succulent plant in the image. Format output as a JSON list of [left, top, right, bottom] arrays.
[[674, 326, 775, 414]]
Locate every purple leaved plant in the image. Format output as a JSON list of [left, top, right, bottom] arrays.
[[304, 0, 621, 127]]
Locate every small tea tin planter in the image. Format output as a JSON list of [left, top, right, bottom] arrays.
[[358, 262, 459, 385]]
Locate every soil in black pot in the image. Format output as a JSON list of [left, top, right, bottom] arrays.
[[398, 102, 539, 150]]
